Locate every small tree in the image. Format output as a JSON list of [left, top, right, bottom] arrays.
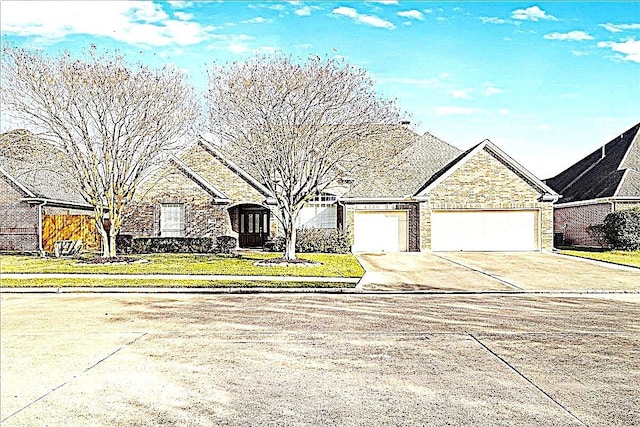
[[602, 207, 640, 250], [1, 46, 199, 257], [205, 55, 410, 260]]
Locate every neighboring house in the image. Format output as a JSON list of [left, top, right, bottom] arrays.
[[124, 130, 559, 252], [0, 130, 100, 252], [546, 122, 640, 247]]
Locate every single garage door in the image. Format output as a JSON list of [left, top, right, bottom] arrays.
[[431, 210, 538, 251], [353, 211, 408, 252]]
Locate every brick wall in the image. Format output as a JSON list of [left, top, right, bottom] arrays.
[[123, 145, 269, 240], [553, 203, 612, 247], [122, 165, 231, 238], [422, 148, 554, 250], [343, 202, 420, 252], [0, 175, 39, 251]]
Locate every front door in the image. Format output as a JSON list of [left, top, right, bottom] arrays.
[[239, 208, 270, 248]]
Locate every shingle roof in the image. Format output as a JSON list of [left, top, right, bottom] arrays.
[[546, 122, 640, 204], [0, 129, 86, 205], [344, 131, 463, 198]]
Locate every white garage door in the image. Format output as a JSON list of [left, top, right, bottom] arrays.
[[353, 211, 408, 252], [431, 210, 538, 251]]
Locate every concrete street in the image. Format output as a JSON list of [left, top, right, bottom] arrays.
[[2, 252, 639, 426]]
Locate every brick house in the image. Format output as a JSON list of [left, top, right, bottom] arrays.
[[0, 130, 99, 252], [123, 131, 559, 252], [546, 122, 640, 247]]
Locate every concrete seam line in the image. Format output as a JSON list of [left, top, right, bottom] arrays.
[[468, 333, 589, 427], [432, 254, 524, 291], [0, 332, 147, 424]]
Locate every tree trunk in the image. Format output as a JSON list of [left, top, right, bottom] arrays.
[[283, 221, 297, 260], [99, 228, 109, 258]]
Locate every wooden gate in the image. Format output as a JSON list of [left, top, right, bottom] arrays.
[[42, 214, 101, 252]]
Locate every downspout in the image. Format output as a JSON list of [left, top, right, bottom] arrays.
[[38, 200, 48, 256]]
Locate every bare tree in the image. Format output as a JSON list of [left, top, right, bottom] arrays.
[[205, 55, 410, 260], [1, 46, 199, 257]]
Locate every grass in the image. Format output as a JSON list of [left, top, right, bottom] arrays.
[[0, 278, 349, 288], [561, 249, 640, 268], [0, 252, 365, 278]]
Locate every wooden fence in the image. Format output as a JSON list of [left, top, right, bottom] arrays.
[[42, 214, 102, 252]]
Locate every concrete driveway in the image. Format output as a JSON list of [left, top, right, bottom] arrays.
[[2, 293, 639, 426], [357, 252, 640, 292]]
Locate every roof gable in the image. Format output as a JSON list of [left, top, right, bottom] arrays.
[[416, 140, 558, 200], [546, 122, 640, 203]]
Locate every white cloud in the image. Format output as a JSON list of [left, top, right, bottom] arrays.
[[397, 10, 424, 21], [436, 107, 482, 116], [511, 6, 558, 22], [544, 31, 593, 41], [295, 6, 312, 16], [539, 124, 551, 131], [242, 17, 271, 24], [332, 6, 395, 29], [174, 11, 193, 21], [372, 1, 398, 4], [600, 23, 640, 33], [598, 38, 640, 63], [480, 17, 506, 24], [0, 1, 212, 46], [167, 1, 193, 9], [499, 109, 510, 116], [228, 43, 249, 54], [484, 84, 504, 96], [450, 89, 473, 100], [572, 50, 590, 57]]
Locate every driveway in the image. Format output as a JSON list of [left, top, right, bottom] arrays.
[[357, 252, 640, 292], [2, 293, 639, 426]]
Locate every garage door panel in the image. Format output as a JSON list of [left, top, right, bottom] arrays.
[[353, 211, 407, 252], [432, 210, 537, 251]]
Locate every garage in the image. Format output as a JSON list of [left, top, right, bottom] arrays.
[[353, 211, 408, 252], [431, 210, 538, 251]]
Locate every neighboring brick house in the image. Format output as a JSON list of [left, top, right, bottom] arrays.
[[125, 131, 558, 252], [0, 130, 99, 252], [546, 122, 640, 247]]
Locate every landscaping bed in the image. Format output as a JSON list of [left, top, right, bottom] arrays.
[[0, 253, 364, 278]]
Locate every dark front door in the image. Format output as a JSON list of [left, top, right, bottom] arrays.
[[239, 208, 270, 248]]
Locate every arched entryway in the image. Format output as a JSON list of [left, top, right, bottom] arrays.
[[228, 203, 271, 248]]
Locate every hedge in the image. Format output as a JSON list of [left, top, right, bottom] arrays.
[[602, 207, 640, 251], [265, 228, 351, 254], [117, 235, 238, 254]]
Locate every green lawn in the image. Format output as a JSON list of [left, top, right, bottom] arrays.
[[0, 278, 347, 288], [561, 249, 640, 269], [0, 253, 364, 278]]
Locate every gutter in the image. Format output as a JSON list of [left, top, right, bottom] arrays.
[[38, 200, 47, 256]]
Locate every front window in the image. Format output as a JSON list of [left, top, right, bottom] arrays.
[[161, 203, 185, 237], [297, 193, 337, 229]]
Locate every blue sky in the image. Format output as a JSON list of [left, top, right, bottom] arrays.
[[1, 1, 639, 178]]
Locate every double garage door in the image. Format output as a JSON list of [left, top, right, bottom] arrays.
[[352, 209, 539, 252], [431, 210, 538, 251]]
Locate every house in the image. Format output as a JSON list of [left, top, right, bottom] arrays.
[[123, 130, 559, 252], [0, 130, 101, 252], [546, 122, 640, 247]]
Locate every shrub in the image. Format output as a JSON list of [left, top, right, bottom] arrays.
[[601, 207, 640, 251], [116, 234, 134, 254], [131, 237, 216, 254], [265, 228, 351, 254], [216, 235, 238, 254]]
